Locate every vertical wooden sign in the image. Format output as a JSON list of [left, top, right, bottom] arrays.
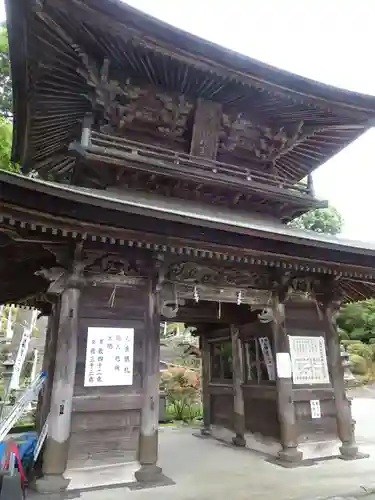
[[190, 99, 222, 160]]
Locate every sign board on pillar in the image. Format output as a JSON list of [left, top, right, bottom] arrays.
[[310, 400, 321, 419], [84, 327, 135, 387], [288, 336, 330, 385], [276, 352, 292, 379], [258, 337, 275, 380]]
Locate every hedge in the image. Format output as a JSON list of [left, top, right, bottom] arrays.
[[347, 343, 373, 362], [341, 340, 363, 347], [350, 354, 367, 375]]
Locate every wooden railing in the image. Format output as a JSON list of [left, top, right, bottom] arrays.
[[85, 130, 310, 196]]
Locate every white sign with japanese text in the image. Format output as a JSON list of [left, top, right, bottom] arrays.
[[84, 327, 135, 387], [288, 336, 330, 385], [310, 399, 321, 419]]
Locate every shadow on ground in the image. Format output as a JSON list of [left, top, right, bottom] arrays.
[[28, 392, 375, 500]]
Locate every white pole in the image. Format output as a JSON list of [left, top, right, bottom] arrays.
[[6, 307, 12, 340], [0, 305, 3, 335], [30, 349, 39, 382], [9, 309, 38, 390]]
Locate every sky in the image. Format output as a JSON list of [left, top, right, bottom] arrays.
[[2, 0, 375, 241]]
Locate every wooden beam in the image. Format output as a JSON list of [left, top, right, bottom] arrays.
[[164, 302, 260, 325]]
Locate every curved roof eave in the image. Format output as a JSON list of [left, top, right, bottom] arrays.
[[84, 0, 375, 115], [1, 169, 375, 259], [6, 0, 375, 168]]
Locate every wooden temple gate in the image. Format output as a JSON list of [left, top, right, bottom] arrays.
[[3, 0, 375, 492]]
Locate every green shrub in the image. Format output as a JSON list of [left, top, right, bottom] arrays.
[[350, 354, 368, 375], [161, 367, 201, 422], [341, 339, 362, 347], [368, 344, 375, 361], [338, 328, 350, 341], [349, 328, 367, 342], [369, 338, 375, 344], [165, 402, 202, 422], [347, 342, 372, 362]]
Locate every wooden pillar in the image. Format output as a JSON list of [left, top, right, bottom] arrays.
[[317, 280, 364, 460], [34, 307, 59, 478], [200, 334, 211, 436], [35, 245, 83, 494], [307, 174, 315, 197], [135, 266, 163, 483], [230, 325, 246, 447], [271, 290, 302, 465], [35, 304, 59, 434]]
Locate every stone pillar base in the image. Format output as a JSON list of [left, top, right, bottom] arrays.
[[339, 444, 369, 461], [232, 434, 246, 447], [135, 464, 163, 483], [200, 426, 211, 437], [276, 447, 303, 468], [31, 474, 70, 494]]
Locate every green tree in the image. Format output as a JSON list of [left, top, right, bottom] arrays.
[[0, 25, 12, 119], [338, 299, 375, 343], [288, 206, 343, 235], [0, 115, 18, 172], [0, 25, 18, 173]]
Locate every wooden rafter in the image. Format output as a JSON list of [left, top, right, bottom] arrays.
[[7, 0, 375, 188]]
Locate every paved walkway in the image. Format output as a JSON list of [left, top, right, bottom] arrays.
[[30, 394, 375, 500]]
